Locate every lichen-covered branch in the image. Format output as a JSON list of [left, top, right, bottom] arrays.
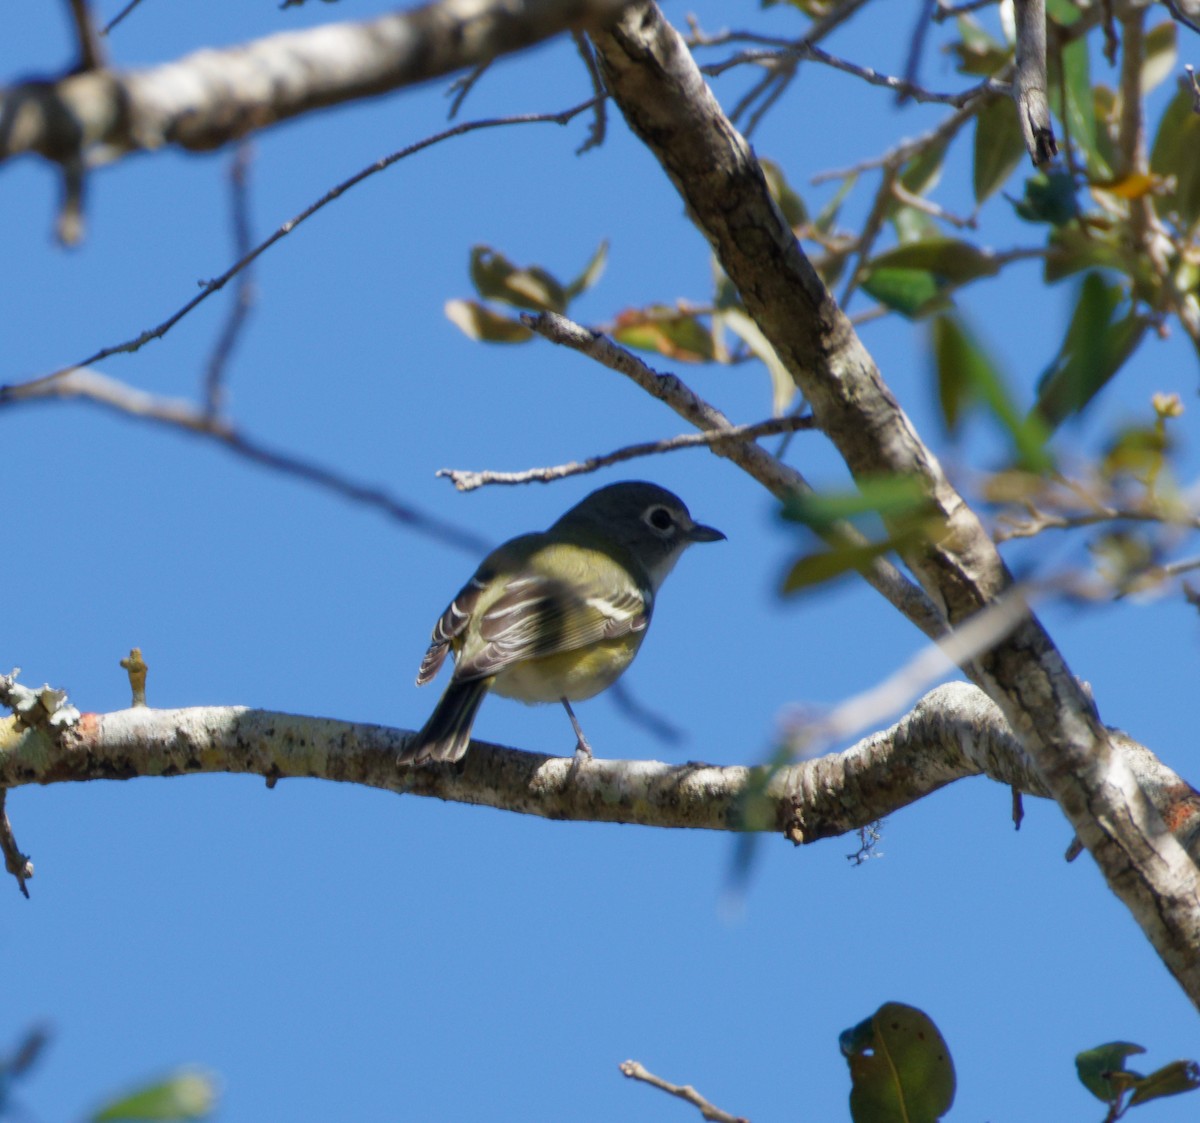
[[2, 683, 1198, 861], [0, 0, 629, 165], [588, 2, 1200, 1006]]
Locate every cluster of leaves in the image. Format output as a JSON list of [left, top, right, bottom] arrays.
[[840, 1003, 1199, 1123], [446, 235, 799, 415]]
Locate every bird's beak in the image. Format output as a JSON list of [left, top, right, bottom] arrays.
[[686, 521, 726, 543]]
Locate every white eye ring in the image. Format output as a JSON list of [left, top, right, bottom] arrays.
[[645, 505, 675, 533]]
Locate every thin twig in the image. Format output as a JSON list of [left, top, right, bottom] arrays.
[[0, 97, 603, 403], [446, 61, 493, 119], [839, 163, 901, 306], [67, 0, 106, 70], [2, 368, 490, 554], [204, 142, 256, 418], [572, 31, 608, 154], [1163, 0, 1200, 36], [719, 0, 873, 135], [702, 43, 998, 107], [897, 0, 937, 105], [0, 789, 32, 899], [437, 416, 816, 491], [619, 1061, 748, 1123], [102, 0, 148, 34]]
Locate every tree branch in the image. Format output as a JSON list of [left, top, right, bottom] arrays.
[[0, 0, 630, 165], [437, 416, 816, 491], [0, 367, 490, 554], [588, 2, 1200, 1007], [619, 1061, 747, 1123], [1, 682, 1196, 861]]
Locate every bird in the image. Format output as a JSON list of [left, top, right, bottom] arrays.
[[399, 480, 725, 765]]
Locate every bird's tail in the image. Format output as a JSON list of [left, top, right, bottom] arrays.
[[399, 678, 490, 765]]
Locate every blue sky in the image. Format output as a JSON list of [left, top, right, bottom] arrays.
[[3, 2, 1199, 1120]]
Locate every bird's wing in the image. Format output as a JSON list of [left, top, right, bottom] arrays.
[[454, 570, 649, 682], [415, 574, 490, 686]]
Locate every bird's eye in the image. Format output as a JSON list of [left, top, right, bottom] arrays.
[[646, 506, 674, 532]]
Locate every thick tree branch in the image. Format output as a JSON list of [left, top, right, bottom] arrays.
[[2, 683, 1198, 861], [588, 3, 1200, 1005], [0, 0, 630, 166]]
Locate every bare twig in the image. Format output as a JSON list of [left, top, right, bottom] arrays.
[[812, 95, 987, 184], [437, 416, 816, 491], [204, 143, 256, 417], [102, 0, 148, 34], [571, 32, 609, 154], [717, 0, 872, 135], [66, 0, 106, 70], [702, 43, 999, 107], [521, 310, 946, 640], [1163, 1, 1200, 36], [446, 61, 493, 119], [0, 98, 603, 403], [0, 789, 32, 899], [898, 0, 937, 106], [995, 503, 1200, 541], [1, 368, 489, 554], [619, 1061, 748, 1123]]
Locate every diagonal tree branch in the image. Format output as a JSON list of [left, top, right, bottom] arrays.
[[587, 2, 1200, 1006], [0, 0, 630, 166]]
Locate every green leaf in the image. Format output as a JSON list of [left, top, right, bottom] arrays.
[[1141, 21, 1178, 95], [1011, 169, 1080, 226], [930, 313, 1051, 469], [611, 306, 714, 362], [91, 1070, 218, 1121], [782, 476, 930, 532], [973, 96, 1026, 203], [951, 15, 1012, 76], [865, 240, 1000, 285], [889, 205, 940, 246], [841, 1002, 956, 1123], [444, 299, 533, 343], [1034, 273, 1146, 428], [760, 158, 808, 227], [1049, 31, 1109, 177], [1129, 1059, 1200, 1106], [815, 172, 857, 234], [469, 246, 566, 313], [1076, 1042, 1147, 1102], [861, 267, 946, 319], [722, 306, 796, 415], [1044, 224, 1130, 283], [781, 538, 900, 593], [564, 239, 608, 302], [899, 137, 950, 198], [1150, 82, 1200, 227]]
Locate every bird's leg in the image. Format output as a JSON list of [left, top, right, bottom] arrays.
[[561, 698, 593, 762]]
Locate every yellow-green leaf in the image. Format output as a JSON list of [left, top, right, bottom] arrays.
[[611, 306, 714, 362], [722, 306, 796, 414], [444, 299, 533, 343], [91, 1070, 218, 1122], [973, 96, 1026, 203]]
